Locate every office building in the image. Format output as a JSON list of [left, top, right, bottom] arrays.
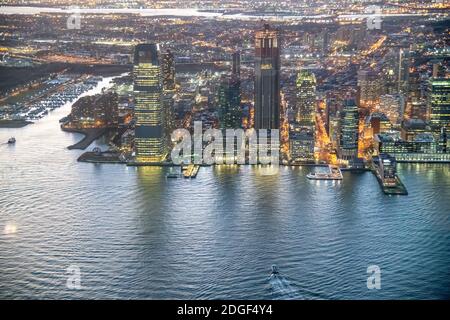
[[339, 99, 359, 161], [133, 43, 167, 163]]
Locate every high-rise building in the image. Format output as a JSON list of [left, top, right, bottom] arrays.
[[382, 49, 400, 95], [161, 49, 175, 92], [218, 75, 241, 129], [290, 70, 317, 163], [289, 129, 315, 163], [378, 94, 405, 126], [254, 24, 280, 130], [339, 99, 359, 161], [133, 43, 167, 163], [232, 50, 241, 77], [321, 29, 329, 55], [295, 70, 316, 127], [357, 69, 382, 107], [398, 49, 410, 94], [428, 78, 450, 132], [161, 49, 176, 139]]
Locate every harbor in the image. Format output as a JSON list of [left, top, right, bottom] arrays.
[[0, 75, 102, 124]]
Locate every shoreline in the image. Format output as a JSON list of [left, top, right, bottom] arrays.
[[0, 119, 33, 128]]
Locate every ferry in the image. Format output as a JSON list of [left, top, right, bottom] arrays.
[[306, 165, 343, 180], [7, 137, 16, 144]]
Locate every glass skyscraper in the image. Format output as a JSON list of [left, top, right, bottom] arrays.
[[133, 43, 167, 163], [339, 99, 359, 161], [290, 70, 317, 163], [218, 76, 241, 129], [428, 78, 450, 132], [161, 49, 176, 141], [295, 70, 316, 128]]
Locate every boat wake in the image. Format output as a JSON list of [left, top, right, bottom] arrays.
[[267, 266, 302, 300]]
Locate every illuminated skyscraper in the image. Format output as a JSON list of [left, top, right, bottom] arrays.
[[357, 69, 381, 107], [398, 49, 410, 94], [428, 78, 450, 132], [290, 70, 317, 163], [254, 24, 280, 130], [161, 49, 176, 139], [161, 49, 175, 92], [133, 43, 167, 163], [218, 75, 241, 129], [339, 99, 359, 161], [295, 70, 316, 128]]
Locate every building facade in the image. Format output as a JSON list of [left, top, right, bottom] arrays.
[[133, 43, 168, 163], [375, 132, 450, 162], [339, 99, 359, 161], [290, 70, 317, 163], [161, 49, 176, 142], [218, 75, 241, 129], [428, 78, 450, 132]]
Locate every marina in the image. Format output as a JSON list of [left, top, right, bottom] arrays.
[[0, 75, 101, 124]]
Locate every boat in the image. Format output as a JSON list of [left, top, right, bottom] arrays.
[[271, 265, 279, 275], [307, 165, 343, 180], [7, 137, 16, 144]]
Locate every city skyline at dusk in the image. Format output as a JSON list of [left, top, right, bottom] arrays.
[[0, 0, 449, 306]]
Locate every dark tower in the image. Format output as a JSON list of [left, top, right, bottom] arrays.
[[254, 24, 280, 130], [232, 50, 241, 77]]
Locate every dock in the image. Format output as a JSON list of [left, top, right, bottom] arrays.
[[373, 171, 408, 195], [77, 150, 125, 164], [371, 155, 408, 195]]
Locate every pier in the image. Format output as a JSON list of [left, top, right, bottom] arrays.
[[371, 154, 408, 196], [0, 119, 33, 128], [61, 126, 109, 150], [77, 150, 125, 164]]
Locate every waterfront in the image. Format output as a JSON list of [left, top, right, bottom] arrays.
[[1, 86, 450, 299]]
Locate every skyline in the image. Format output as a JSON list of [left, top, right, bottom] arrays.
[[0, 0, 449, 304]]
